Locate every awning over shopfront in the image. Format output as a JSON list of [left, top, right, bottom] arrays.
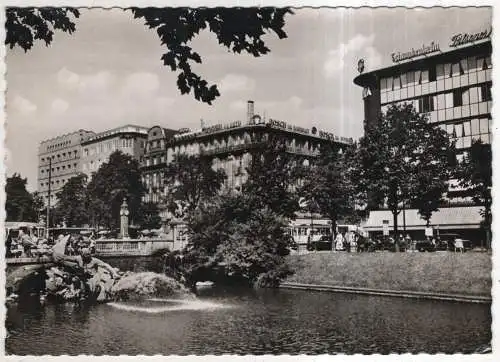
[[363, 206, 483, 231]]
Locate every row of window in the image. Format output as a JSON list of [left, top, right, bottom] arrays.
[[439, 117, 492, 149], [383, 84, 492, 113], [40, 150, 79, 163], [381, 70, 491, 104], [39, 178, 68, 188], [46, 139, 72, 151], [83, 138, 141, 157], [380, 55, 492, 92], [40, 163, 78, 175]]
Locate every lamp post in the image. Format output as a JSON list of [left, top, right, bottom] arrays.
[[46, 157, 52, 239]]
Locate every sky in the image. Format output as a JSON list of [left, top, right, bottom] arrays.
[[5, 7, 492, 191]]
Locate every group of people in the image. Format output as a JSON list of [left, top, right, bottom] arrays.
[[333, 231, 368, 252], [331, 232, 420, 252], [6, 229, 97, 259], [6, 229, 52, 258]]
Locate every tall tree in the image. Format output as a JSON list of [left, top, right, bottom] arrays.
[[243, 135, 301, 218], [301, 144, 354, 237], [87, 151, 145, 229], [183, 192, 293, 288], [138, 202, 163, 230], [455, 140, 492, 248], [352, 103, 455, 241], [164, 153, 226, 216], [5, 174, 37, 222], [6, 7, 292, 104], [54, 174, 89, 227]]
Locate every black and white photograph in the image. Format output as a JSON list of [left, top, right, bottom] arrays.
[[2, 1, 495, 356]]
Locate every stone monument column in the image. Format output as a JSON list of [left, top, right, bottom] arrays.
[[120, 197, 130, 239]]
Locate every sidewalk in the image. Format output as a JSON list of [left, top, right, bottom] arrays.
[[280, 281, 492, 304]]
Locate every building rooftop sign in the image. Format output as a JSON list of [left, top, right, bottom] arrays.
[[449, 28, 492, 48], [391, 41, 441, 63]]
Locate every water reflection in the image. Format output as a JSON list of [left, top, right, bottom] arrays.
[[6, 285, 491, 355]]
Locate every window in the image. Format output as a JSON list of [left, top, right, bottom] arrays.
[[454, 123, 463, 138], [444, 63, 452, 78], [453, 89, 463, 107], [468, 57, 478, 72], [480, 84, 492, 102], [400, 73, 407, 88], [407, 71, 415, 86], [451, 62, 462, 76], [380, 78, 387, 91], [460, 59, 469, 74], [463, 121, 471, 137], [469, 87, 480, 104], [437, 93, 445, 110], [421, 70, 429, 83], [462, 88, 470, 105], [444, 92, 453, 109], [480, 118, 489, 134], [477, 57, 487, 71], [436, 64, 444, 80], [393, 76, 401, 90], [419, 95, 434, 112], [415, 70, 422, 84]]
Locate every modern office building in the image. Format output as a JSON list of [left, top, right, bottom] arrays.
[[80, 125, 149, 177], [141, 101, 354, 222], [37, 129, 95, 206], [353, 28, 492, 241]]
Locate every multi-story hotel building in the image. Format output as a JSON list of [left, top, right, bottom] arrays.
[[141, 101, 354, 221], [80, 125, 149, 177], [37, 129, 96, 205], [353, 28, 492, 241], [38, 125, 148, 206]]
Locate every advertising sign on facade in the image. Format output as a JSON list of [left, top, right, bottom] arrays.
[[391, 41, 440, 63], [450, 28, 492, 48], [268, 119, 287, 129]]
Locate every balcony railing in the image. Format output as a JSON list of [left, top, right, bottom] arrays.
[[199, 142, 319, 157]]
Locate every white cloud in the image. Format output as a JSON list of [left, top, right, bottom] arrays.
[[57, 68, 114, 93], [219, 74, 256, 93], [57, 68, 80, 89], [324, 34, 382, 77], [10, 95, 37, 115], [121, 72, 160, 96], [80, 71, 114, 92], [51, 98, 69, 114]]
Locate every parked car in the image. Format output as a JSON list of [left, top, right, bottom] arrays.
[[415, 239, 436, 252], [307, 235, 332, 251], [437, 233, 473, 251], [438, 233, 460, 251]]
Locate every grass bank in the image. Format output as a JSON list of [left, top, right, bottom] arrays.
[[286, 251, 492, 297]]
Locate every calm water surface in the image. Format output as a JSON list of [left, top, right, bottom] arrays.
[[5, 257, 491, 355]]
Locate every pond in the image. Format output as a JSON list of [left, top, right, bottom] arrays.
[[6, 283, 491, 355]]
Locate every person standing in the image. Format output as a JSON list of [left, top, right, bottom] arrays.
[[18, 229, 35, 257], [335, 232, 345, 251]]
